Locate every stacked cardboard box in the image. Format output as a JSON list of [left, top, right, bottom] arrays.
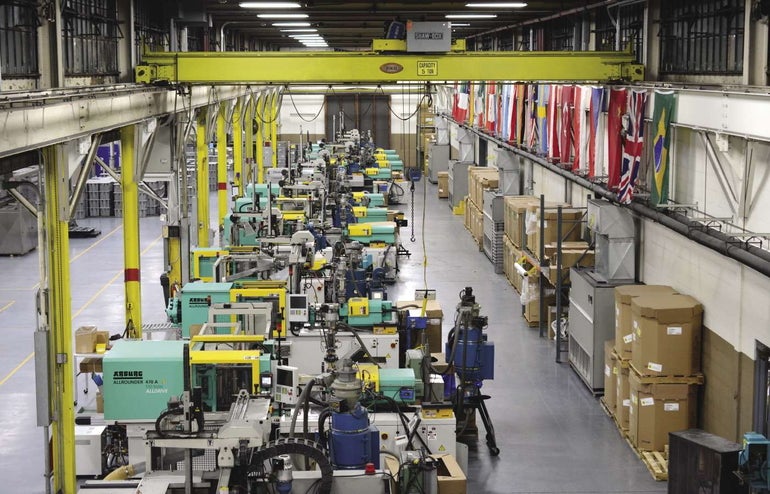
[[503, 196, 538, 248], [463, 199, 484, 249], [603, 340, 617, 411], [437, 171, 449, 198], [627, 294, 704, 453], [522, 276, 555, 326], [543, 241, 595, 285], [502, 235, 524, 293], [614, 285, 678, 361], [525, 205, 583, 259], [468, 167, 500, 207]]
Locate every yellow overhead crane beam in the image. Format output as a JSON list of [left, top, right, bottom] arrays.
[[136, 45, 644, 84]]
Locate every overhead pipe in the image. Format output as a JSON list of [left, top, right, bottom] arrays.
[[449, 117, 770, 279]]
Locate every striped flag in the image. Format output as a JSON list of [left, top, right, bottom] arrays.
[[485, 81, 497, 133], [573, 86, 590, 172], [560, 85, 575, 167], [456, 82, 470, 123], [526, 84, 539, 150], [515, 84, 525, 145], [651, 90, 676, 205], [537, 84, 549, 155], [588, 87, 605, 178], [618, 89, 648, 204], [607, 87, 627, 188], [547, 84, 560, 161]]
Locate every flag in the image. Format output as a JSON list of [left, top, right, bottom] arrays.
[[537, 84, 548, 155], [526, 84, 538, 150], [485, 81, 497, 133], [475, 81, 486, 128], [547, 84, 561, 161], [515, 84, 525, 145], [500, 84, 510, 140], [456, 82, 470, 123], [560, 85, 575, 167], [651, 90, 675, 205], [588, 86, 605, 178], [573, 86, 590, 172], [607, 87, 627, 188], [618, 89, 648, 204]]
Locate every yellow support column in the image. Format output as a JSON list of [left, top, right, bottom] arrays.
[[244, 96, 255, 185], [217, 103, 228, 231], [256, 94, 265, 183], [121, 125, 142, 338], [270, 89, 279, 168], [196, 110, 210, 247], [42, 145, 76, 494], [232, 98, 243, 196]]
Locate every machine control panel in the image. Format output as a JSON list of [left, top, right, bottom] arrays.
[[274, 365, 299, 405], [287, 294, 309, 323]]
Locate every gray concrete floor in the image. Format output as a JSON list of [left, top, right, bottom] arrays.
[[0, 182, 666, 493]]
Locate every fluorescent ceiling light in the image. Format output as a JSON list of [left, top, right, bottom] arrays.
[[272, 22, 311, 26], [240, 2, 301, 8], [451, 23, 471, 26], [290, 34, 323, 38], [446, 14, 497, 19], [465, 2, 527, 7], [280, 28, 317, 32], [257, 13, 308, 19]]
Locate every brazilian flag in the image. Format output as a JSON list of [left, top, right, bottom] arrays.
[[651, 91, 676, 205]]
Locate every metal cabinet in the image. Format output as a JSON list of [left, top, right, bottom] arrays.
[[428, 144, 450, 183], [568, 267, 630, 393], [447, 160, 473, 209], [0, 202, 37, 255]]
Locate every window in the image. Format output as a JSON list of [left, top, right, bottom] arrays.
[[62, 0, 120, 76], [0, 0, 39, 78], [659, 0, 744, 75], [595, 3, 644, 63], [546, 19, 575, 51], [135, 1, 168, 61]]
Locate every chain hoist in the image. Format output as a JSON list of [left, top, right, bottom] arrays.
[[409, 177, 416, 243]]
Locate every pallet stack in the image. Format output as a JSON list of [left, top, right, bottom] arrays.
[[602, 285, 704, 481]]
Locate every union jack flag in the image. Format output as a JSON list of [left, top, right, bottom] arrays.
[[618, 90, 648, 204]]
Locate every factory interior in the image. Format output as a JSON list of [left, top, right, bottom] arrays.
[[1, 1, 770, 493]]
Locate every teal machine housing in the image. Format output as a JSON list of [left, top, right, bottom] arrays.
[[102, 340, 185, 420], [346, 222, 397, 245], [179, 281, 233, 337], [340, 299, 397, 327]]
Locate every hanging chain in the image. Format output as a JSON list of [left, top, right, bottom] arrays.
[[409, 179, 416, 242]]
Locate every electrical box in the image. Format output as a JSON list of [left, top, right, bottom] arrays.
[[348, 298, 370, 316], [348, 224, 372, 237], [380, 368, 417, 403], [102, 340, 185, 421], [406, 22, 451, 52], [353, 206, 368, 218], [75, 425, 106, 476]]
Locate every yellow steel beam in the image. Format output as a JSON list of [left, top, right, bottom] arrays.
[[196, 109, 210, 247], [43, 144, 76, 494], [216, 103, 228, 234], [270, 89, 279, 168], [136, 49, 644, 84], [232, 97, 244, 195], [121, 125, 142, 338], [191, 334, 266, 343], [255, 93, 265, 184], [244, 95, 255, 185]]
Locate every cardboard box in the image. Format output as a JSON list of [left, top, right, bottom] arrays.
[[396, 300, 443, 352], [468, 167, 499, 207], [629, 374, 697, 451], [545, 248, 595, 286], [79, 357, 103, 374], [615, 366, 630, 431], [631, 294, 703, 377], [465, 200, 483, 249], [523, 292, 556, 325], [434, 454, 467, 494], [503, 196, 538, 248], [437, 171, 449, 198], [525, 205, 583, 258], [604, 340, 617, 411], [75, 326, 98, 354], [614, 285, 677, 360], [96, 392, 104, 414]]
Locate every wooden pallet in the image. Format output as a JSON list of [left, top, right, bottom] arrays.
[[629, 362, 705, 384], [641, 451, 668, 481]]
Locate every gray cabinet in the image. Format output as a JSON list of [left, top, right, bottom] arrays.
[[428, 144, 450, 183], [568, 267, 631, 393], [447, 160, 473, 209], [0, 203, 37, 255]]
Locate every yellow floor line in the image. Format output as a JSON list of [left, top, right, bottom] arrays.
[[0, 234, 162, 388]]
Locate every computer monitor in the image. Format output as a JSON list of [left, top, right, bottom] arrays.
[[274, 365, 299, 405]]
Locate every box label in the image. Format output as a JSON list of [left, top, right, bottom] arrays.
[[622, 399, 631, 407], [647, 362, 663, 373], [664, 402, 680, 412], [667, 326, 683, 336], [640, 397, 655, 407], [623, 333, 633, 344], [613, 365, 618, 375], [605, 365, 611, 377]]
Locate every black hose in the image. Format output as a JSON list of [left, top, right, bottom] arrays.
[[317, 408, 332, 448]]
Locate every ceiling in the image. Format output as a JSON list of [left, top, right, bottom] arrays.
[[202, 1, 605, 50]]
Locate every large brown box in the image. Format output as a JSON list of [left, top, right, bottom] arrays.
[[437, 171, 449, 198], [629, 374, 698, 451], [545, 248, 595, 286], [525, 205, 583, 258], [434, 454, 467, 494], [614, 285, 677, 360], [503, 196, 538, 248], [604, 341, 617, 411], [468, 167, 499, 207], [615, 365, 631, 431], [465, 200, 484, 250], [631, 294, 703, 377], [75, 326, 98, 354], [396, 299, 443, 352], [523, 279, 555, 325]]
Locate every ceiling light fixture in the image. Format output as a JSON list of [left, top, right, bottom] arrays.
[[465, 2, 527, 7], [272, 21, 311, 26], [257, 13, 308, 19], [239, 2, 301, 8], [280, 28, 318, 32], [445, 14, 498, 19], [451, 23, 471, 26], [289, 34, 322, 37]]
